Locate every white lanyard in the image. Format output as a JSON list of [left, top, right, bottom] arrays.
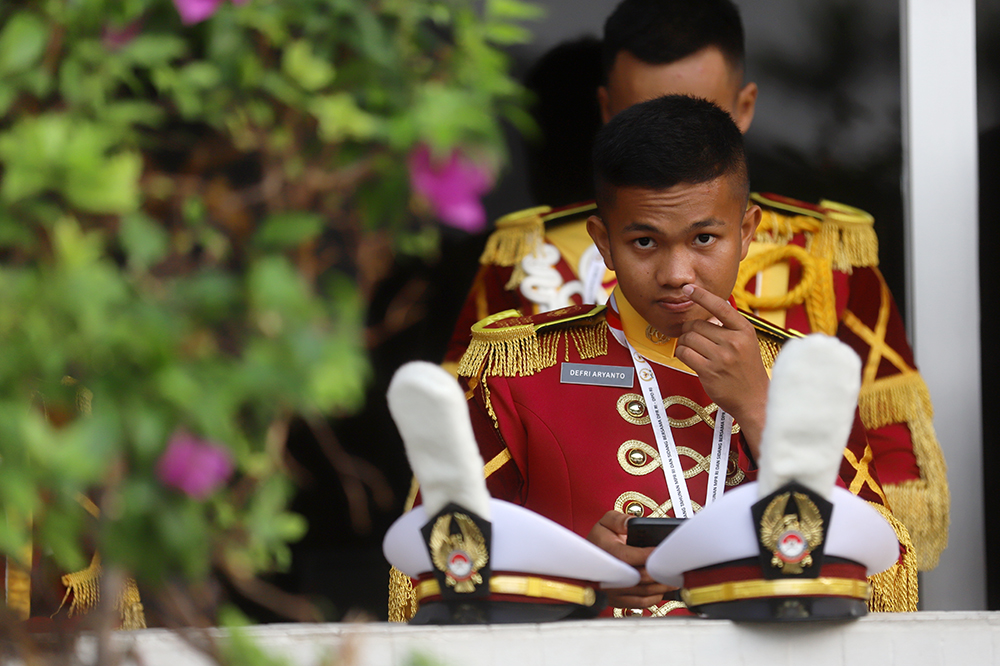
[[621, 337, 733, 518]]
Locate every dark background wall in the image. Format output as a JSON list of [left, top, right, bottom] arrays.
[[978, 0, 1000, 612]]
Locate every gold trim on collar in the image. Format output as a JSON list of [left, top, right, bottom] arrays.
[[682, 577, 870, 607], [612, 287, 694, 375], [415, 575, 598, 607]]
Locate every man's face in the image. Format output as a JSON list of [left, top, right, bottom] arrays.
[[587, 178, 760, 338], [598, 47, 757, 132]]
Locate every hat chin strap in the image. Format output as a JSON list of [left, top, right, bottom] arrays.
[[682, 576, 870, 608], [414, 573, 598, 608]]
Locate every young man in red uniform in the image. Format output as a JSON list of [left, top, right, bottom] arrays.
[[456, 95, 914, 617], [444, 0, 947, 573]]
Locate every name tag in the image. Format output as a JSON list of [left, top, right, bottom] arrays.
[[560, 363, 635, 388]]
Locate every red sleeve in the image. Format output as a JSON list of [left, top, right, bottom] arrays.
[[836, 409, 889, 507], [463, 374, 526, 504]]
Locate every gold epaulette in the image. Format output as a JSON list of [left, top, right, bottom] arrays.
[[478, 201, 598, 272], [750, 192, 879, 272], [457, 304, 608, 379]]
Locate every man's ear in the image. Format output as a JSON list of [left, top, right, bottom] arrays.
[[740, 204, 762, 260], [732, 81, 758, 134], [597, 86, 613, 124], [587, 214, 615, 270]]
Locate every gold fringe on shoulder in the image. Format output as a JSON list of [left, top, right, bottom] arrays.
[[539, 321, 609, 366], [865, 502, 919, 612], [460, 319, 609, 425], [753, 208, 818, 247], [858, 372, 933, 430], [458, 310, 609, 380], [58, 554, 147, 629], [457, 318, 545, 379], [751, 198, 879, 272], [479, 207, 548, 268], [819, 200, 880, 270], [861, 373, 949, 571]]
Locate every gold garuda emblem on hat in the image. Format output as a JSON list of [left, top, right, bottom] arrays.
[[760, 492, 824, 574], [429, 512, 489, 593]]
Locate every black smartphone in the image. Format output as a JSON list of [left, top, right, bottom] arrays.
[[626, 517, 686, 547]]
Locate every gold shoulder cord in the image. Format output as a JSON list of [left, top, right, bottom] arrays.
[[735, 196, 879, 335]]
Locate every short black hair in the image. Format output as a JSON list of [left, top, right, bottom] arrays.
[[592, 94, 748, 211], [602, 0, 746, 83]]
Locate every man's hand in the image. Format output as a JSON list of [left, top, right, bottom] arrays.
[[674, 284, 769, 458], [586, 510, 675, 609]]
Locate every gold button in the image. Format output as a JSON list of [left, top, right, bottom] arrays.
[[624, 502, 644, 517], [627, 400, 645, 417], [627, 449, 646, 466]]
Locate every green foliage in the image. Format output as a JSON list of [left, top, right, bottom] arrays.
[[0, 0, 537, 615]]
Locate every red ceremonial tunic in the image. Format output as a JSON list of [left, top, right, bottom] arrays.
[[448, 194, 946, 571], [460, 303, 888, 616]]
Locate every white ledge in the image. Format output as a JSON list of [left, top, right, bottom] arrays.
[[83, 612, 1000, 666]]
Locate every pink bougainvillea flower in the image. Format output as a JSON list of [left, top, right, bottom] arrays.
[[408, 145, 495, 233], [172, 0, 248, 25], [156, 431, 234, 499]]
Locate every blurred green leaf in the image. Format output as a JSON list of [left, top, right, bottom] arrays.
[[282, 40, 335, 92], [254, 211, 325, 249], [65, 150, 142, 213], [484, 22, 534, 45], [486, 0, 545, 21], [120, 212, 170, 271], [120, 34, 187, 67], [0, 12, 48, 75], [309, 92, 381, 142]]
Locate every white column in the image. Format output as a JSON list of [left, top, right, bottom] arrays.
[[901, 0, 984, 608]]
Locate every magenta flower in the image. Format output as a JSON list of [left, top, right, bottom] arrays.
[[172, 0, 248, 25], [156, 431, 234, 499], [408, 145, 495, 232]]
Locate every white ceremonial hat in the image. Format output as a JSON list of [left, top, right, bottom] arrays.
[[646, 335, 900, 621], [384, 361, 639, 623]]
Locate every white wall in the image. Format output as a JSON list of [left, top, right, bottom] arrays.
[[901, 0, 985, 609]]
